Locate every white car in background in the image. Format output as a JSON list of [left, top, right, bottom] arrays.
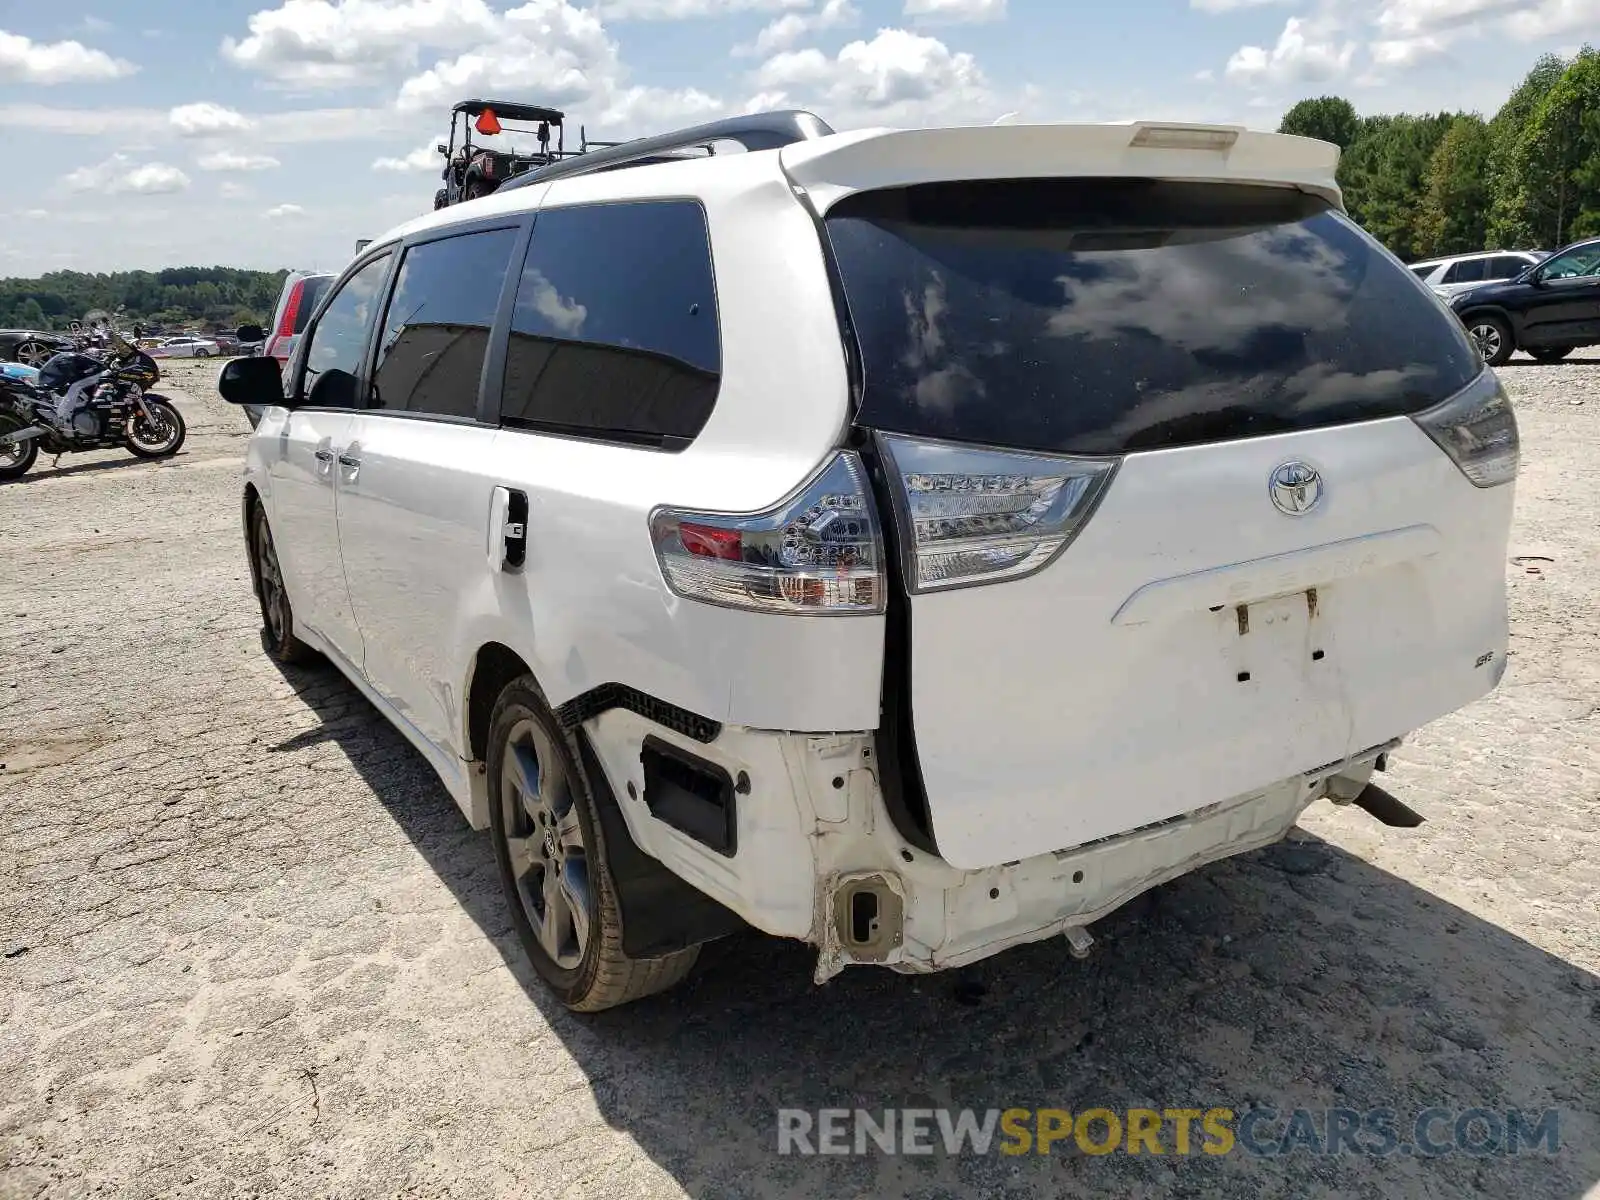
[[1409, 250, 1546, 297], [153, 336, 220, 358]]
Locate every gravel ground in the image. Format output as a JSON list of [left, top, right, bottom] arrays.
[[1, 356, 1597, 1200]]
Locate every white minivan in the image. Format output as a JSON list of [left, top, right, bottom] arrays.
[[219, 115, 1517, 1011]]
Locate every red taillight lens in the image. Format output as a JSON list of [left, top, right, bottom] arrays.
[[650, 452, 885, 616], [277, 280, 304, 338], [679, 523, 743, 561]]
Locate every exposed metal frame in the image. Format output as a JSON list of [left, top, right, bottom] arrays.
[[498, 109, 835, 192]]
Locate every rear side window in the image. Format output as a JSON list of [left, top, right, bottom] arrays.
[[825, 180, 1482, 456], [1491, 255, 1531, 278], [499, 200, 719, 448], [373, 227, 518, 420], [293, 276, 330, 334], [1443, 258, 1487, 284], [1409, 264, 1436, 280]]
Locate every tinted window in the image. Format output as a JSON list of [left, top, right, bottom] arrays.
[[1489, 256, 1527, 279], [301, 254, 390, 408], [1541, 243, 1600, 279], [373, 228, 517, 420], [1409, 264, 1436, 280], [826, 180, 1482, 456], [1443, 258, 1487, 284], [500, 200, 719, 447], [293, 276, 331, 334]]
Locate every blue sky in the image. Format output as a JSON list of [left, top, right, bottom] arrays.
[[1, 0, 1594, 276]]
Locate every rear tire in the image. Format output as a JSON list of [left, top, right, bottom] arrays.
[[464, 177, 494, 201], [487, 676, 698, 1012], [1529, 346, 1573, 364], [0, 416, 37, 479], [250, 506, 318, 665], [1466, 314, 1514, 366]]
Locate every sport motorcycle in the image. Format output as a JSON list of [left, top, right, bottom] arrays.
[[0, 333, 184, 479]]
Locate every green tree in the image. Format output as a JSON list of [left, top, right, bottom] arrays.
[[1339, 113, 1456, 260], [1512, 47, 1600, 245], [1279, 96, 1361, 150], [1485, 52, 1570, 247], [1415, 115, 1493, 256], [16, 297, 46, 329]]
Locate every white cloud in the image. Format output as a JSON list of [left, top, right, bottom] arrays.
[[0, 103, 164, 137], [265, 203, 306, 218], [1195, 67, 1217, 81], [395, 0, 616, 111], [63, 155, 191, 195], [0, 29, 137, 83], [1501, 0, 1600, 39], [1369, 35, 1448, 66], [218, 181, 254, 199], [79, 16, 115, 34], [902, 0, 1006, 22], [169, 102, 254, 137], [596, 0, 805, 17], [1225, 17, 1355, 85], [373, 143, 443, 170], [752, 27, 993, 125], [223, 0, 501, 88], [737, 0, 859, 56], [197, 150, 281, 171]]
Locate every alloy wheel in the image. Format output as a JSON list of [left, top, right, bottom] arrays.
[[499, 718, 592, 970], [1469, 322, 1503, 362], [15, 342, 52, 367], [256, 520, 289, 643]]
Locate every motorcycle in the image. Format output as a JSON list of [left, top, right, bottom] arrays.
[[0, 332, 185, 480]]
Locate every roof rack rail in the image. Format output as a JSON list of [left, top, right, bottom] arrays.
[[499, 109, 834, 192]]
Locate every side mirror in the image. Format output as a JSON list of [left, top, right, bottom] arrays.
[[306, 367, 357, 409], [236, 324, 265, 343], [218, 356, 284, 408]]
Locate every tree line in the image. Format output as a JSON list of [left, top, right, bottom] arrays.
[[1280, 47, 1600, 263], [0, 266, 285, 333]]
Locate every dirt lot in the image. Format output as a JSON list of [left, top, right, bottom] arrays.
[[1, 357, 1597, 1199]]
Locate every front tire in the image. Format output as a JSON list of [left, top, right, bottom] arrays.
[[125, 396, 186, 458], [487, 677, 698, 1012], [1529, 346, 1573, 364], [0, 415, 37, 479], [1466, 314, 1514, 366]]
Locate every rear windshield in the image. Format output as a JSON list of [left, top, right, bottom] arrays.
[[293, 276, 331, 334], [824, 180, 1481, 456]]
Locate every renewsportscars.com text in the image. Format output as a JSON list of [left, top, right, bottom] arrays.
[[776, 1107, 1562, 1158]]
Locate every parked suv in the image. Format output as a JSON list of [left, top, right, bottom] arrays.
[[1408, 249, 1545, 297], [218, 117, 1517, 1012], [1449, 236, 1600, 365]]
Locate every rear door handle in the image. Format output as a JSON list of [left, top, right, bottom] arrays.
[[337, 453, 360, 467], [313, 449, 334, 462]]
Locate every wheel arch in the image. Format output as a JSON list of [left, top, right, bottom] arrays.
[[462, 639, 746, 957], [1455, 303, 1517, 335]]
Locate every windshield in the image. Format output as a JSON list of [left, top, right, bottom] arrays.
[[825, 179, 1482, 456]]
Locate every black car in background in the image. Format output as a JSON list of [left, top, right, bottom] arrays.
[[1450, 236, 1600, 365], [0, 329, 75, 367]]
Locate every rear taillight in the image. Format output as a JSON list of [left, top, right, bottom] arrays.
[[277, 280, 304, 339], [1411, 368, 1518, 488], [650, 453, 885, 615], [878, 433, 1117, 593]]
